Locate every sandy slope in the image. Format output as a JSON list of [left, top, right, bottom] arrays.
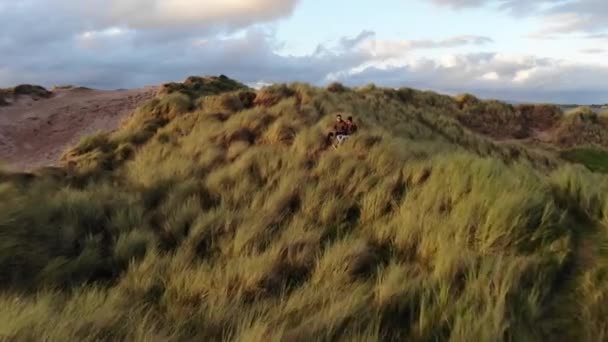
[[0, 87, 156, 171]]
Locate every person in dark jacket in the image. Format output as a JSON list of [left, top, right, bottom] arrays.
[[334, 114, 348, 135], [346, 116, 358, 134]]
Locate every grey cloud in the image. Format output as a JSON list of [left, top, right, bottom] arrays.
[[580, 48, 605, 54], [0, 0, 605, 106], [0, 29, 374, 89], [408, 35, 493, 48], [0, 0, 302, 87], [339, 31, 376, 50], [429, 0, 486, 9], [0, 0, 300, 53], [541, 0, 608, 33], [428, 0, 563, 13], [334, 52, 608, 104], [585, 33, 608, 39], [3, 28, 607, 104], [428, 0, 608, 34]]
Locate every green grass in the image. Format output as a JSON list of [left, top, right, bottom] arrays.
[[561, 147, 608, 173], [1, 76, 608, 341]]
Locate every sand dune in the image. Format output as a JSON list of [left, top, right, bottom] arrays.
[[0, 86, 156, 171]]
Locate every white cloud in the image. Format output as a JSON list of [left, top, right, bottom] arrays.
[[342, 33, 493, 59], [513, 69, 532, 82], [64, 0, 300, 30], [81, 28, 127, 39], [481, 71, 500, 80]]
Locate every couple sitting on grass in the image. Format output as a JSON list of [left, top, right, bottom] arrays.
[[327, 113, 358, 148]]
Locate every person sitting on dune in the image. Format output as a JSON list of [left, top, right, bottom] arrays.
[[335, 133, 349, 147], [334, 114, 348, 136], [346, 116, 358, 134], [333, 114, 358, 135], [329, 114, 359, 148]]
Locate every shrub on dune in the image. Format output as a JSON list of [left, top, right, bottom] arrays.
[[254, 84, 296, 107], [455, 93, 480, 109], [327, 82, 349, 93], [12, 84, 53, 98]]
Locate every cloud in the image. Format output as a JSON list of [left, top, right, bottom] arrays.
[[0, 0, 605, 105], [429, 0, 486, 9], [0, 0, 302, 87], [335, 52, 608, 103], [2, 26, 607, 104], [585, 33, 608, 39], [0, 0, 300, 55], [0, 23, 493, 88], [539, 0, 608, 34], [343, 33, 493, 59], [580, 48, 605, 54], [0, 29, 368, 89], [428, 0, 561, 13], [63, 0, 300, 30], [427, 0, 608, 34]]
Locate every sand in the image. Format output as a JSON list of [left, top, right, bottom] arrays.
[[0, 86, 157, 171]]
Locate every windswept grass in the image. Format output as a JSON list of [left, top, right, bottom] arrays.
[[1, 76, 608, 341]]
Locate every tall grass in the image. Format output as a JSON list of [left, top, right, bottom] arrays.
[[1, 76, 608, 341]]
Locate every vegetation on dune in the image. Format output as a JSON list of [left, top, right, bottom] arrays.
[[51, 85, 93, 91], [60, 76, 249, 177], [0, 88, 12, 106], [456, 93, 563, 139], [2, 76, 608, 341], [12, 84, 53, 98], [0, 84, 53, 106], [552, 107, 608, 148]]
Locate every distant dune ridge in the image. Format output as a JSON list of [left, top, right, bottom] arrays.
[[2, 81, 608, 172], [1, 76, 608, 340]]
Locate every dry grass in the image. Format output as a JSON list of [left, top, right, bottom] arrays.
[[1, 76, 608, 341]]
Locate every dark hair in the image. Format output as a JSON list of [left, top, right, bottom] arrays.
[[328, 132, 335, 137], [347, 116, 353, 121], [336, 114, 342, 118]]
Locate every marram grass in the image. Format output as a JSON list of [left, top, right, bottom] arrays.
[[1, 77, 608, 341]]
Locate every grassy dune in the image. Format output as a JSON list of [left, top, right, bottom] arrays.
[[1, 77, 608, 341]]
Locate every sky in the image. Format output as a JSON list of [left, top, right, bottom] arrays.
[[1, 0, 608, 103]]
